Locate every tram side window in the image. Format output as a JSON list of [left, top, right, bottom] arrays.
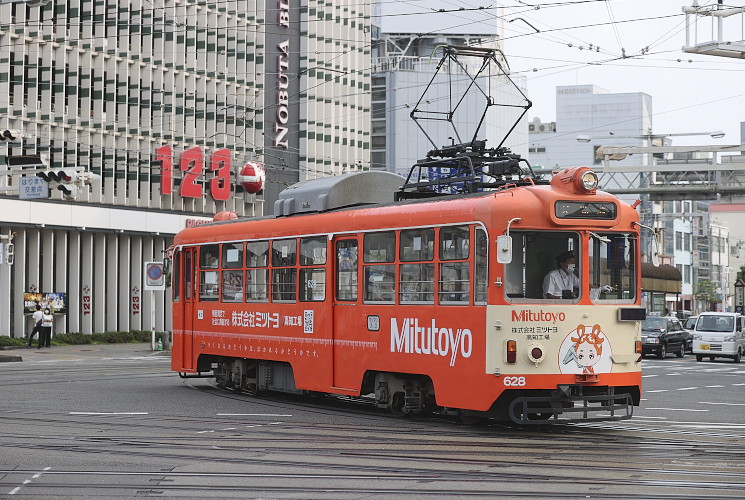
[[589, 233, 637, 302], [439, 226, 470, 304], [200, 244, 220, 301], [475, 229, 488, 304], [300, 237, 326, 302], [201, 244, 219, 268], [185, 250, 193, 300], [504, 232, 580, 301], [336, 240, 359, 301], [400, 228, 435, 304], [364, 231, 395, 303], [246, 241, 269, 302], [222, 242, 243, 269], [271, 239, 297, 302], [173, 250, 181, 302], [222, 269, 244, 302], [401, 228, 434, 261]]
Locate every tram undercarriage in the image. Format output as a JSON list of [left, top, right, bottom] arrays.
[[183, 355, 638, 424]]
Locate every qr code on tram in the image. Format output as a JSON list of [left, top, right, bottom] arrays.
[[304, 310, 314, 334]]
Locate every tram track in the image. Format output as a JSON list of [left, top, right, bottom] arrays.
[[1, 467, 743, 499], [2, 361, 743, 498], [1, 407, 743, 493]]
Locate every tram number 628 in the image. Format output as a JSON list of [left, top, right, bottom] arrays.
[[503, 376, 526, 387]]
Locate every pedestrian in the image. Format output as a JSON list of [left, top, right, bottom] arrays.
[[40, 308, 53, 348], [27, 304, 43, 348]]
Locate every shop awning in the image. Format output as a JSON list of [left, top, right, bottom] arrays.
[[641, 262, 682, 294]]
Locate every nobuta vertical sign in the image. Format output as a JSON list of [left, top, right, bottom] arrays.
[[264, 0, 301, 213]]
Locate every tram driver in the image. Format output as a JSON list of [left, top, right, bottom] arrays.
[[543, 250, 580, 299]]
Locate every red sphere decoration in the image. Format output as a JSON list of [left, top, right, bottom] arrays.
[[213, 211, 238, 222], [239, 162, 266, 194]]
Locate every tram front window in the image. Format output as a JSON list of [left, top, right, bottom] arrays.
[[504, 231, 580, 301], [589, 232, 636, 303]]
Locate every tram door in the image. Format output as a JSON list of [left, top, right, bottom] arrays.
[[180, 247, 197, 371], [332, 237, 360, 390]]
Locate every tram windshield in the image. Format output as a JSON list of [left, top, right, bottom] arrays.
[[589, 232, 637, 303], [504, 231, 637, 303]]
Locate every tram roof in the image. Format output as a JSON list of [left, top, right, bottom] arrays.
[[273, 171, 406, 217]]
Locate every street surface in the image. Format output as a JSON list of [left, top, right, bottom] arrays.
[[0, 344, 743, 499]]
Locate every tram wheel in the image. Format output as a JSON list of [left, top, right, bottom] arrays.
[[390, 392, 409, 417]]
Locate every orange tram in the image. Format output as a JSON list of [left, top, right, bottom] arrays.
[[170, 166, 646, 424]]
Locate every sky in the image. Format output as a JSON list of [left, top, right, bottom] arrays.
[[379, 0, 745, 148]]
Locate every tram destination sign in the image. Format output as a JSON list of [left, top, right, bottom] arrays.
[[555, 201, 617, 220]]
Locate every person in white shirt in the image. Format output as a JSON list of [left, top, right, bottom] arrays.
[[40, 308, 54, 348], [543, 251, 580, 299], [27, 305, 43, 348]]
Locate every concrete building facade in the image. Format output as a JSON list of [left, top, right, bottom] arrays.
[[0, 0, 371, 338]]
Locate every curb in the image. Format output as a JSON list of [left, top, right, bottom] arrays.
[[0, 354, 23, 362]]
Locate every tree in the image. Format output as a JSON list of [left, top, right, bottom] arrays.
[[695, 280, 718, 304]]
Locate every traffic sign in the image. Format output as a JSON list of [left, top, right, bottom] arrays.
[[144, 261, 165, 290], [19, 176, 49, 199]]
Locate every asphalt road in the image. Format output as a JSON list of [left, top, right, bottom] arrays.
[[0, 344, 743, 499]]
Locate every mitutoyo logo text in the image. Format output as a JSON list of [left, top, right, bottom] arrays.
[[511, 309, 567, 323], [390, 318, 472, 367]]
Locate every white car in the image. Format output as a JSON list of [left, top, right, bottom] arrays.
[[691, 312, 745, 363]]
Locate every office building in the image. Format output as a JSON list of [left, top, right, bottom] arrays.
[[0, 0, 371, 338]]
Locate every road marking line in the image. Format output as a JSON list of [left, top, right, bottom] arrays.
[[698, 401, 745, 406], [69, 412, 148, 415], [676, 387, 698, 391], [642, 375, 658, 378], [734, 383, 745, 386], [216, 413, 292, 417], [645, 389, 668, 393], [644, 408, 709, 412], [9, 467, 50, 495], [704, 385, 724, 388], [675, 424, 745, 429]]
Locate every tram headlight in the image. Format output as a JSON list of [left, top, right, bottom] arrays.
[[579, 170, 598, 192]]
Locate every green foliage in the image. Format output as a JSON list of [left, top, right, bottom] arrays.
[[53, 332, 93, 345], [1, 330, 168, 347], [0, 336, 27, 347], [695, 280, 719, 302]]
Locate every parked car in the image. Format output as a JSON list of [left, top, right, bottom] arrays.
[[692, 312, 744, 363], [641, 316, 688, 359], [682, 315, 698, 352]]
